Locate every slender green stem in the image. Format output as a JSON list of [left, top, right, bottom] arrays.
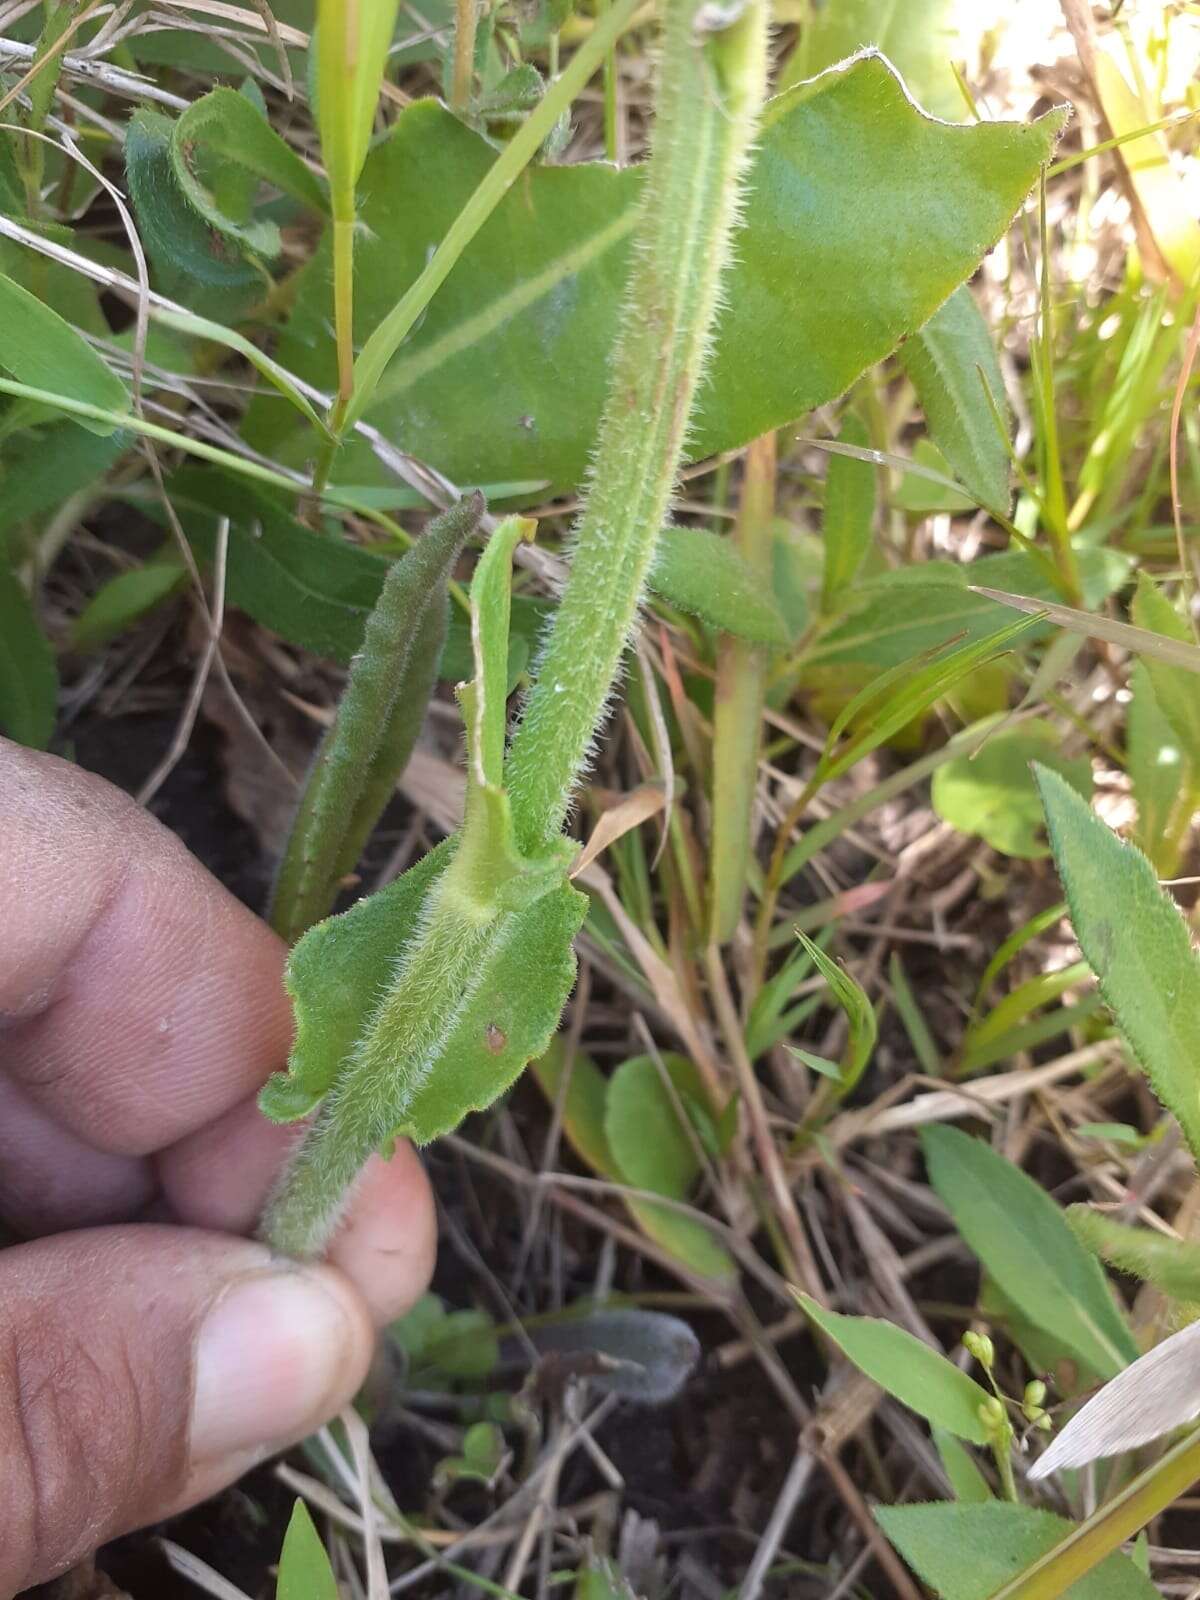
[[505, 0, 769, 854], [708, 431, 775, 944], [989, 1427, 1200, 1599], [337, 0, 643, 438], [451, 0, 478, 113]]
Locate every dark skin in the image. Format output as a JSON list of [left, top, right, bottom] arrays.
[[0, 738, 437, 1596]]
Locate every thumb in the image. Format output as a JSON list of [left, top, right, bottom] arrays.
[[0, 1225, 374, 1596]]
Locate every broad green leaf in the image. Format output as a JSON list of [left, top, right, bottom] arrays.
[[651, 526, 790, 644], [0, 424, 125, 540], [126, 110, 264, 299], [1130, 573, 1200, 765], [532, 1040, 737, 1281], [262, 843, 454, 1122], [821, 413, 875, 611], [809, 547, 1130, 673], [263, 839, 588, 1143], [900, 286, 1012, 516], [931, 721, 1092, 859], [933, 1428, 992, 1503], [170, 87, 327, 258], [248, 59, 1064, 493], [277, 1499, 338, 1600], [1036, 764, 1200, 1168], [798, 1294, 992, 1444], [0, 273, 127, 435], [876, 1502, 1159, 1600], [315, 0, 402, 202], [71, 560, 187, 650], [0, 560, 57, 748], [1067, 1206, 1200, 1303], [425, 1309, 500, 1378], [921, 1126, 1137, 1378], [1128, 661, 1193, 875], [781, 0, 965, 120], [604, 1053, 719, 1199]]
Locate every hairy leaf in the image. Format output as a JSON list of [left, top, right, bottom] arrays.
[[1130, 573, 1200, 766], [652, 526, 790, 644], [901, 285, 1011, 515], [248, 58, 1064, 493], [922, 1126, 1137, 1378], [877, 1501, 1158, 1600], [1036, 764, 1200, 1168], [798, 1294, 992, 1443], [1068, 1207, 1200, 1303], [0, 272, 127, 434]]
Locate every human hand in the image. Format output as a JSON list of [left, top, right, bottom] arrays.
[[0, 739, 436, 1595]]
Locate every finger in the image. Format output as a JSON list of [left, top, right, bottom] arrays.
[[0, 1225, 375, 1595], [0, 740, 294, 1155], [160, 1097, 438, 1324], [0, 1076, 154, 1235]]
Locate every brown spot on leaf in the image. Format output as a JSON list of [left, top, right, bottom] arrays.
[[485, 1023, 506, 1054]]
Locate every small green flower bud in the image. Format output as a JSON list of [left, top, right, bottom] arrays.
[[964, 1331, 996, 1369], [977, 1396, 1006, 1431], [1022, 1379, 1047, 1421], [1036, 1412, 1053, 1432]]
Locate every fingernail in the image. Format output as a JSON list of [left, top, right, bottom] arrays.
[[191, 1270, 360, 1463]]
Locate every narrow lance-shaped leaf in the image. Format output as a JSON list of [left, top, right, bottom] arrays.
[[798, 1293, 993, 1444], [0, 272, 127, 434], [794, 932, 876, 1095], [316, 0, 401, 206], [277, 1499, 338, 1600], [1035, 764, 1200, 1168], [901, 285, 1012, 515], [0, 558, 57, 749], [821, 412, 875, 611], [652, 524, 789, 645], [1130, 572, 1200, 764], [921, 1125, 1137, 1379], [269, 493, 484, 945], [1067, 1206, 1200, 1303]]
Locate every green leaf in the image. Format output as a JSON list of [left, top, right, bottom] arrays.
[[933, 1428, 992, 1503], [809, 547, 1130, 673], [0, 273, 127, 435], [797, 1293, 992, 1444], [605, 1053, 717, 1200], [1067, 1206, 1200, 1302], [921, 1126, 1137, 1379], [893, 439, 978, 515], [796, 932, 877, 1094], [932, 721, 1092, 859], [71, 560, 187, 651], [249, 60, 1064, 494], [263, 840, 588, 1144], [531, 1041, 737, 1282], [0, 423, 125, 539], [315, 0, 402, 203], [821, 413, 876, 611], [1128, 661, 1192, 874], [0, 559, 57, 749], [782, 0, 966, 120], [126, 109, 264, 293], [650, 526, 790, 644], [426, 1309, 500, 1378], [1036, 763, 1200, 1168], [1130, 572, 1200, 765], [269, 495, 482, 944], [170, 87, 327, 257], [277, 1499, 338, 1600], [900, 286, 1012, 515], [876, 1501, 1160, 1600], [174, 467, 543, 675]]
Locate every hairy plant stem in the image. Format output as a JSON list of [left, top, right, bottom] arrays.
[[505, 0, 769, 853], [451, 0, 478, 113], [262, 0, 769, 1261]]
